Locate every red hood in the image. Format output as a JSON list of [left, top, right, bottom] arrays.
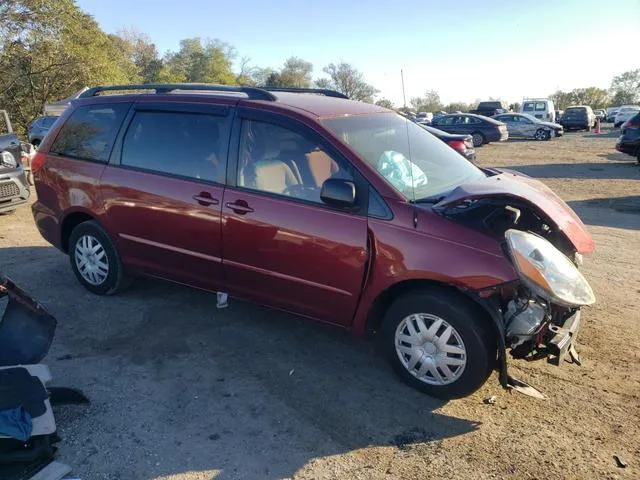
[[435, 169, 595, 254]]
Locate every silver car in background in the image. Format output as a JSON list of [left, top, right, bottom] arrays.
[[493, 113, 561, 140]]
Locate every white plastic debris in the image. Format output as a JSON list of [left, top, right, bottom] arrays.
[[216, 292, 228, 309]]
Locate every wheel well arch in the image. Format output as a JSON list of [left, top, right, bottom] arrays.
[[60, 211, 96, 253], [364, 279, 498, 338]]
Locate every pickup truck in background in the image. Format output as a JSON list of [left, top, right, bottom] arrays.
[[469, 101, 510, 117], [0, 110, 31, 214]]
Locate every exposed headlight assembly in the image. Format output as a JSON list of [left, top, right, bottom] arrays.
[[506, 229, 595, 307], [1, 151, 17, 168]]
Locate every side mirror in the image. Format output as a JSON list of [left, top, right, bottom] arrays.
[[320, 178, 356, 207]]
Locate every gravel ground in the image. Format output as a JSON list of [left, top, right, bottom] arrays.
[[0, 126, 638, 479]]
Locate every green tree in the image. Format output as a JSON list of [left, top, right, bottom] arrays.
[[0, 0, 138, 136], [249, 67, 277, 87], [410, 90, 442, 112], [375, 98, 395, 109], [610, 69, 640, 105], [264, 57, 313, 88], [443, 102, 472, 113], [316, 62, 379, 102], [114, 28, 162, 83], [571, 87, 610, 108], [157, 37, 236, 84], [549, 90, 575, 110], [550, 87, 611, 109]]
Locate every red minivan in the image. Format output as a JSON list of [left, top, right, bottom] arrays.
[[31, 84, 596, 399]]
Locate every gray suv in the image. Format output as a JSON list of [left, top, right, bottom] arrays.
[[27, 115, 58, 146]]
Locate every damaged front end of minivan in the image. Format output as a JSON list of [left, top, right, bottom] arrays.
[[433, 169, 596, 393]]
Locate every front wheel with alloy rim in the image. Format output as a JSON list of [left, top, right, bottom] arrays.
[[534, 128, 549, 141], [68, 221, 131, 295], [471, 132, 485, 147], [381, 289, 496, 399]]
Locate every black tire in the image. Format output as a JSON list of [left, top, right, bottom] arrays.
[[534, 128, 547, 141], [68, 220, 131, 295], [380, 289, 496, 399], [543, 130, 552, 140], [471, 132, 485, 147]]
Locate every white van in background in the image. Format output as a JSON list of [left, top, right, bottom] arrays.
[[521, 99, 556, 122]]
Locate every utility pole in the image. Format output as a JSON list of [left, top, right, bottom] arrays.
[[401, 69, 407, 110]]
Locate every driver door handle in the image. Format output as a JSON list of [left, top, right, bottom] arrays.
[[225, 201, 254, 214]]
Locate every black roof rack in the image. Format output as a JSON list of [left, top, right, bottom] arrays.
[[261, 87, 348, 99], [78, 84, 350, 101], [79, 84, 277, 101]]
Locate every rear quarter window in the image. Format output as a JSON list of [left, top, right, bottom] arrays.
[[51, 104, 129, 162]]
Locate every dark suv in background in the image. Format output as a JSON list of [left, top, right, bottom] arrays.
[[31, 84, 595, 399], [560, 106, 596, 131]]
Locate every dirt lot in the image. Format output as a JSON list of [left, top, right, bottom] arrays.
[[1, 127, 639, 480]]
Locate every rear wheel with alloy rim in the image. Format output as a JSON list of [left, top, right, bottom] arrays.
[[471, 132, 485, 147], [381, 289, 496, 399], [68, 220, 131, 295]]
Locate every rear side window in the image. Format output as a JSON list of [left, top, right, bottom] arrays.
[[437, 116, 455, 125], [121, 110, 230, 184], [535, 102, 546, 111], [51, 104, 129, 162], [523, 102, 534, 111]]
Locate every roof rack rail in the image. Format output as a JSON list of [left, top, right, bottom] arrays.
[[79, 83, 277, 101], [261, 87, 349, 99]]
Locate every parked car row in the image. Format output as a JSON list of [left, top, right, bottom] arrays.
[[27, 83, 596, 399], [613, 106, 640, 128]]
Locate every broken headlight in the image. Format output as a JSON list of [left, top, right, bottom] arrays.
[[505, 229, 595, 307]]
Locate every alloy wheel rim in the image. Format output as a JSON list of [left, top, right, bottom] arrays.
[[395, 313, 467, 385], [74, 235, 109, 286], [472, 134, 482, 146]]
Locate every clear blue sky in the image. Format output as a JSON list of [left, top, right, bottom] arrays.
[[77, 0, 640, 106]]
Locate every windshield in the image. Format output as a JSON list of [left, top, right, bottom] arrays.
[[321, 113, 486, 201]]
